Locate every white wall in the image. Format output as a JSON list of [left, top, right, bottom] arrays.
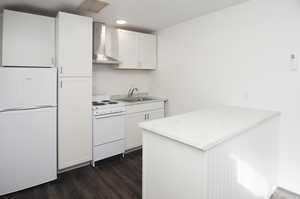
[[93, 65, 153, 96], [152, 0, 300, 193]]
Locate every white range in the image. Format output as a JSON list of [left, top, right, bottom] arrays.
[[92, 95, 126, 166]]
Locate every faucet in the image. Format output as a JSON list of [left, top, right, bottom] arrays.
[[128, 87, 139, 97]]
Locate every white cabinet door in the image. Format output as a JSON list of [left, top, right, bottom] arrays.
[[138, 33, 157, 69], [58, 78, 92, 169], [56, 12, 92, 77], [148, 109, 164, 120], [125, 108, 165, 151], [2, 10, 55, 67], [125, 112, 146, 150], [117, 29, 139, 69], [117, 29, 157, 69]]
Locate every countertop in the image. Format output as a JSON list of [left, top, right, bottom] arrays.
[[139, 105, 280, 151]]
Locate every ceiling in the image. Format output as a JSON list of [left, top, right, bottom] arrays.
[[0, 0, 249, 31]]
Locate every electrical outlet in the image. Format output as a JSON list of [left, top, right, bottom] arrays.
[[290, 54, 297, 71]]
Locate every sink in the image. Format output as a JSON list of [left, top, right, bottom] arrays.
[[119, 96, 156, 102]]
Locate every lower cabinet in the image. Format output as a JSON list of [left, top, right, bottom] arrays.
[[58, 77, 92, 170], [148, 109, 165, 120], [125, 107, 164, 150], [125, 112, 146, 150]]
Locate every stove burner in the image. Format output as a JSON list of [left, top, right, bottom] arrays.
[[108, 102, 118, 104], [101, 100, 111, 103], [93, 102, 106, 106]]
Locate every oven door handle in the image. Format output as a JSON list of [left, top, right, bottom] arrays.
[[95, 112, 125, 119]]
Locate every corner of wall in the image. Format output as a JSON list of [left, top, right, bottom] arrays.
[[0, 13, 3, 66]]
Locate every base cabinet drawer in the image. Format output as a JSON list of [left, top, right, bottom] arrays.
[[125, 102, 164, 114], [93, 140, 125, 162]]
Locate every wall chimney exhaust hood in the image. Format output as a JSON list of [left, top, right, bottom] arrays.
[[93, 22, 120, 65]]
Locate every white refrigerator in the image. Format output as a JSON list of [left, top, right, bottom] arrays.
[[0, 67, 57, 196]]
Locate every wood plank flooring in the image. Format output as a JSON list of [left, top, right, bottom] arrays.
[[270, 187, 300, 199], [1, 150, 142, 199]]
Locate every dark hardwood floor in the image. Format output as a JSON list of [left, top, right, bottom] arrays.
[[1, 150, 142, 199]]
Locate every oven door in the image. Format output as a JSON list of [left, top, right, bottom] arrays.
[[93, 113, 125, 146]]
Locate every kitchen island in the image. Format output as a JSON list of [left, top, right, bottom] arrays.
[[140, 105, 280, 199]]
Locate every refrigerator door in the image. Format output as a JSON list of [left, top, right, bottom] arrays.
[[0, 107, 57, 196], [0, 67, 57, 111]]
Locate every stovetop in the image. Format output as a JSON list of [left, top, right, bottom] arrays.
[[92, 99, 125, 113]]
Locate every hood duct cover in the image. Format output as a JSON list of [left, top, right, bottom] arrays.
[[93, 22, 120, 65], [79, 0, 109, 13]]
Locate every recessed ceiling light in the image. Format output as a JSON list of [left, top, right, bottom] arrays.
[[116, 19, 127, 25]]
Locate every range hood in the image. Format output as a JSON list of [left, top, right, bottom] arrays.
[[93, 22, 121, 65]]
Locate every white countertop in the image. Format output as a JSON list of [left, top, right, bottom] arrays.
[[139, 105, 280, 151]]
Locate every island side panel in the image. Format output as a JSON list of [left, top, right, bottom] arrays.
[[205, 116, 279, 199], [143, 130, 205, 199]]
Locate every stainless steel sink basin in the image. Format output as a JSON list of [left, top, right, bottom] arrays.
[[119, 96, 156, 102]]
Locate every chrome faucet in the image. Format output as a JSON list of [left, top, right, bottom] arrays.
[[128, 88, 139, 97]]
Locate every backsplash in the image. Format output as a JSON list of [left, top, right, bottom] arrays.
[[92, 64, 153, 96]]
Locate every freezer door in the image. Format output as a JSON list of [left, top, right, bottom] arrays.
[[0, 67, 57, 111], [0, 107, 57, 195]]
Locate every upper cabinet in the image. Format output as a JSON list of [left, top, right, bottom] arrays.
[[1, 10, 55, 67], [138, 33, 157, 69], [117, 30, 138, 69], [56, 12, 92, 77], [117, 29, 157, 70]]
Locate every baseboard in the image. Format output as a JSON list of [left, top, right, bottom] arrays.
[[125, 146, 142, 153], [58, 162, 91, 174]]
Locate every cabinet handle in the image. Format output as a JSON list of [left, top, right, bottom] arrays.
[[51, 58, 55, 65], [60, 80, 63, 88], [60, 67, 63, 74], [147, 113, 150, 120], [144, 114, 147, 120]]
